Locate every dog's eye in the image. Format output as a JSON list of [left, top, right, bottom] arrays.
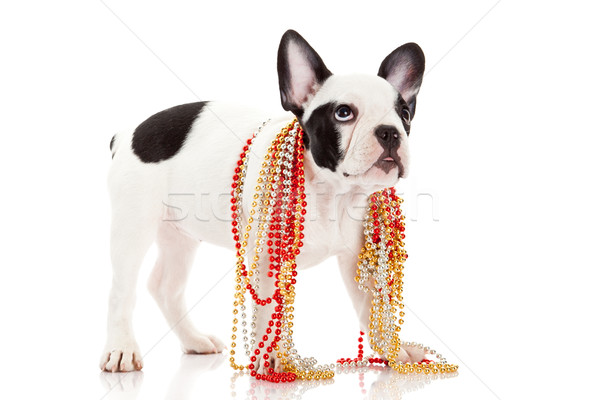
[[401, 108, 411, 125], [334, 105, 354, 122]]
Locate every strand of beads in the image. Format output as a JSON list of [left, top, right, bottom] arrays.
[[230, 121, 261, 374], [337, 331, 388, 368], [265, 120, 305, 380], [230, 120, 296, 382], [275, 127, 334, 380], [337, 331, 455, 373], [229, 119, 334, 382], [356, 189, 458, 374]]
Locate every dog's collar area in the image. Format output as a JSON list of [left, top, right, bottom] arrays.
[[228, 120, 458, 382]]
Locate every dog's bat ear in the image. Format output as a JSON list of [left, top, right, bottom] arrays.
[[277, 30, 332, 118], [378, 43, 425, 117]]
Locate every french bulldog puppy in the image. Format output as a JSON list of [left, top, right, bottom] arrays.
[[100, 30, 426, 373]]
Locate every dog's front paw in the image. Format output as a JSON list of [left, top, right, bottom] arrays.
[[395, 342, 429, 364], [180, 332, 226, 354], [254, 351, 283, 375], [100, 341, 143, 372]]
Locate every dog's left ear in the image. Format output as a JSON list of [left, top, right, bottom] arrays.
[[277, 30, 332, 118], [378, 43, 425, 117]]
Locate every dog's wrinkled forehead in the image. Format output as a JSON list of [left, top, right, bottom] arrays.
[[304, 74, 399, 122]]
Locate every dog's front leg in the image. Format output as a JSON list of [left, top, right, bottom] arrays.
[[337, 253, 428, 364]]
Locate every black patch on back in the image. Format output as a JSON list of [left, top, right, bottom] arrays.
[[131, 102, 207, 163], [301, 102, 342, 171]]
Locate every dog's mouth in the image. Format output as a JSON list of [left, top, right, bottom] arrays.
[[342, 152, 403, 178], [373, 151, 403, 177]]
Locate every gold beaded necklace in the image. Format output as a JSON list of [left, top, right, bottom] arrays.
[[229, 120, 458, 382]]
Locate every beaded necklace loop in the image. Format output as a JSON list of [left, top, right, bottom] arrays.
[[229, 119, 458, 382]]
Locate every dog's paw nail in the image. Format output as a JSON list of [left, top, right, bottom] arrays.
[[101, 343, 142, 373]]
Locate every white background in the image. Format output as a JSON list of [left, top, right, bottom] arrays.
[[1, 1, 599, 399]]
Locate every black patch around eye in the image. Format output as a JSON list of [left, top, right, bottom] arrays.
[[395, 95, 411, 135], [301, 102, 342, 171], [131, 102, 207, 163]]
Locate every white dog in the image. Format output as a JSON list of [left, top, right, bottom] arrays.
[[100, 30, 426, 373]]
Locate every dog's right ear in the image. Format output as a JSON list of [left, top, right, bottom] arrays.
[[277, 30, 332, 118]]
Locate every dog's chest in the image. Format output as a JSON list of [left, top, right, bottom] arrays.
[[294, 191, 366, 268]]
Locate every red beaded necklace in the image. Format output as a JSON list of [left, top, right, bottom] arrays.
[[229, 120, 457, 382]]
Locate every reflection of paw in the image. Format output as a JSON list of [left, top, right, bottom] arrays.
[[99, 370, 144, 392], [164, 354, 226, 399], [178, 353, 226, 372], [181, 332, 226, 354], [100, 341, 143, 372]]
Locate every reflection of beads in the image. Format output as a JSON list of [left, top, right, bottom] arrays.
[[229, 119, 458, 382]]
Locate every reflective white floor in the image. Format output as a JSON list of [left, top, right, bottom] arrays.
[[98, 353, 466, 400]]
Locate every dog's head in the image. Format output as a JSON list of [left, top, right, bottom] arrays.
[[277, 30, 425, 190]]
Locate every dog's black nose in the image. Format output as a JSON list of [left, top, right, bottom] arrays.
[[375, 125, 400, 149]]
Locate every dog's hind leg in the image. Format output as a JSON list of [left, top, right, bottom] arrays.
[[100, 188, 161, 372], [100, 152, 170, 372], [147, 221, 225, 354]]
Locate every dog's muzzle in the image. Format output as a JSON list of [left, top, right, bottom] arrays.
[[374, 125, 403, 176]]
